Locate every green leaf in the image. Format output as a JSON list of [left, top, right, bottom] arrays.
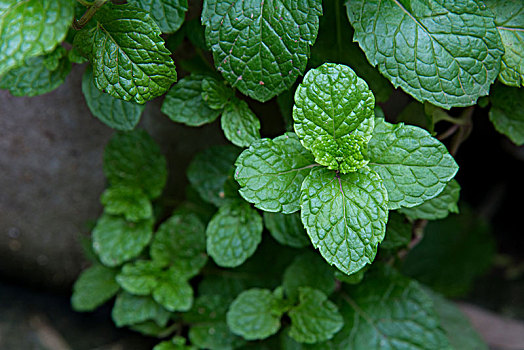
[[0, 46, 71, 96], [332, 266, 451, 349], [71, 264, 119, 312], [185, 295, 246, 350], [263, 212, 310, 248], [201, 76, 235, 110], [206, 201, 263, 267], [185, 18, 207, 50], [201, 0, 322, 102], [235, 133, 317, 214], [154, 336, 197, 350], [288, 287, 343, 344], [116, 260, 160, 295], [367, 118, 458, 210], [489, 84, 524, 145], [485, 0, 524, 87], [82, 66, 144, 131], [227, 289, 286, 340], [161, 74, 221, 126], [0, 0, 74, 77], [309, 0, 392, 103], [346, 0, 504, 109], [150, 213, 207, 277], [112, 292, 171, 327], [425, 289, 488, 350], [293, 63, 375, 173], [334, 268, 367, 286], [103, 130, 167, 199], [300, 167, 388, 275], [283, 252, 335, 301], [187, 145, 241, 207], [127, 0, 188, 33], [400, 179, 460, 220], [73, 4, 177, 104], [92, 214, 154, 267], [380, 211, 411, 250], [221, 98, 261, 147], [101, 186, 153, 222], [402, 207, 495, 297]]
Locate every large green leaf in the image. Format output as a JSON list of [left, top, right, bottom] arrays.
[[221, 98, 261, 148], [227, 289, 286, 340], [489, 84, 524, 145], [0, 46, 71, 96], [71, 264, 119, 312], [150, 213, 207, 277], [367, 118, 458, 210], [235, 133, 317, 214], [103, 130, 167, 199], [127, 0, 188, 33], [486, 0, 524, 87], [263, 212, 310, 248], [187, 145, 241, 207], [332, 266, 450, 349], [161, 74, 221, 126], [0, 0, 74, 77], [101, 186, 153, 222], [82, 66, 144, 131], [201, 0, 322, 102], [288, 287, 343, 344], [300, 167, 388, 275], [399, 179, 460, 220], [346, 0, 504, 109], [293, 63, 375, 173], [74, 4, 176, 104], [206, 201, 263, 268], [92, 214, 154, 267], [112, 292, 170, 327]]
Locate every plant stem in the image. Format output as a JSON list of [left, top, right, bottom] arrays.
[[72, 0, 107, 30]]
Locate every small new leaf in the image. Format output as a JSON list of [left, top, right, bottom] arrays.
[[206, 201, 263, 268], [221, 98, 261, 147], [101, 186, 153, 222], [235, 133, 317, 213], [201, 76, 234, 110], [71, 264, 119, 312], [288, 287, 343, 344], [301, 167, 388, 275], [367, 118, 458, 209]]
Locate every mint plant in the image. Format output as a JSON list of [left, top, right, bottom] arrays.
[[1, 0, 520, 348]]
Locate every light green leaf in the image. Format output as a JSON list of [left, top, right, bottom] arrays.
[[92, 214, 154, 267], [101, 186, 153, 222], [288, 287, 343, 344], [112, 292, 171, 327], [103, 130, 167, 199], [235, 133, 317, 213], [283, 252, 335, 301], [82, 66, 144, 131], [0, 46, 71, 96], [127, 0, 188, 33], [161, 74, 221, 126], [367, 118, 458, 209], [206, 201, 263, 268], [187, 145, 241, 207], [0, 0, 74, 77], [153, 267, 193, 312], [185, 295, 246, 350], [227, 289, 286, 340], [263, 212, 310, 248], [293, 63, 375, 173], [150, 213, 207, 277], [380, 211, 411, 250], [73, 4, 177, 104], [346, 0, 504, 109], [71, 264, 119, 312], [486, 0, 524, 87], [489, 84, 524, 145], [154, 336, 197, 350], [332, 266, 451, 349], [400, 179, 460, 220], [202, 76, 235, 110], [300, 167, 388, 275], [201, 0, 322, 102], [402, 207, 495, 297], [221, 98, 261, 147]]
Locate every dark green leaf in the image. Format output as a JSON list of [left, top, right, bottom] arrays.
[[128, 0, 188, 33], [154, 336, 197, 350], [71, 264, 119, 312], [489, 84, 524, 145], [263, 212, 310, 248], [201, 76, 234, 110], [381, 211, 411, 250], [221, 98, 261, 147]]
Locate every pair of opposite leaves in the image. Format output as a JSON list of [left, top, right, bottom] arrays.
[[235, 63, 458, 276]]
